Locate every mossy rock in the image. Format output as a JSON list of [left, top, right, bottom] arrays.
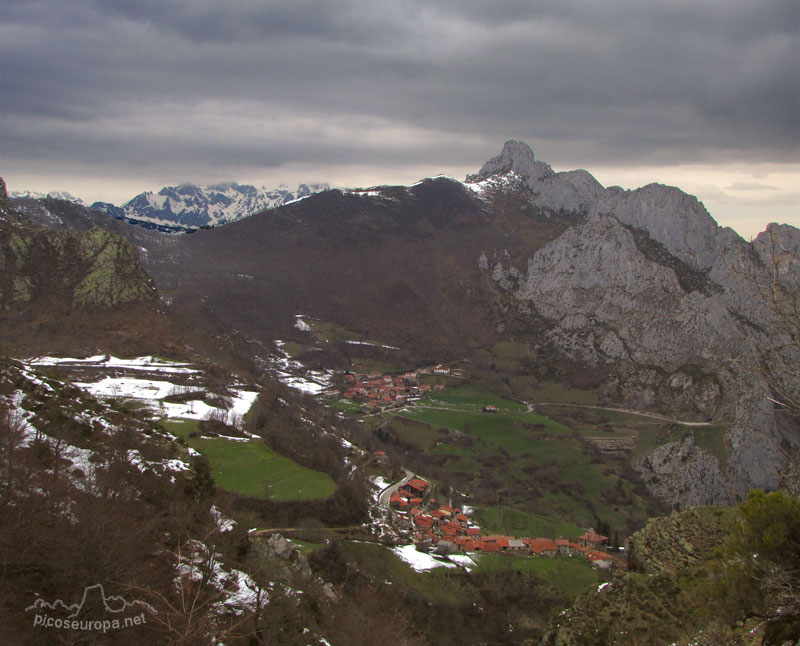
[[73, 227, 154, 307]]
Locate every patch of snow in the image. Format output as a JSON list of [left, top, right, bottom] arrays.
[[230, 388, 259, 419], [392, 544, 457, 572], [446, 554, 476, 570], [294, 315, 312, 332], [371, 476, 390, 490], [277, 374, 326, 395], [75, 376, 179, 400], [211, 505, 236, 533], [164, 459, 191, 472], [344, 340, 399, 350], [27, 355, 197, 374]]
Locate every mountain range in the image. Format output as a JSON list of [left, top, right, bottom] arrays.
[[2, 141, 799, 644], [5, 142, 799, 511], [13, 182, 329, 233]]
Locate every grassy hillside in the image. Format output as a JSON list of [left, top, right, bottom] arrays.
[[370, 382, 658, 535], [165, 419, 337, 501]]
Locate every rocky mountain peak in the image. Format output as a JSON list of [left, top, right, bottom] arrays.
[[467, 140, 554, 183]]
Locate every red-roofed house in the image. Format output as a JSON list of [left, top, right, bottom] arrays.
[[443, 521, 464, 534], [475, 541, 500, 553], [525, 538, 558, 557], [389, 492, 409, 508], [482, 536, 510, 550], [556, 539, 573, 556], [402, 478, 429, 496], [585, 550, 614, 569], [578, 531, 608, 549]]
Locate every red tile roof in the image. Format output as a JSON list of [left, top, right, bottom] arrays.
[[525, 538, 558, 554], [404, 478, 429, 492], [477, 541, 500, 552]]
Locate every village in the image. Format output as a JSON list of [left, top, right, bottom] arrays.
[[384, 472, 625, 570], [334, 364, 462, 411], [331, 363, 627, 570]]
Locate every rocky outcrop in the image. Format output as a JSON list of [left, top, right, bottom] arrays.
[[633, 434, 730, 506], [467, 140, 554, 184]]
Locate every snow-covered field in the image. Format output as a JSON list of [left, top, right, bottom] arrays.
[[271, 343, 334, 395], [392, 545, 475, 572], [28, 355, 197, 374], [25, 356, 259, 426]]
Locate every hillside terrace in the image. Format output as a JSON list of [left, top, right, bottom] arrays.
[[389, 477, 621, 569]]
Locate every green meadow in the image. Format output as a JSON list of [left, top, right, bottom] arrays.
[[164, 420, 337, 501]]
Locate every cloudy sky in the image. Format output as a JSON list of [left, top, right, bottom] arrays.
[[2, 0, 798, 237]]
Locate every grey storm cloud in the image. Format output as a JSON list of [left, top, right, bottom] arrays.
[[1, 0, 798, 180]]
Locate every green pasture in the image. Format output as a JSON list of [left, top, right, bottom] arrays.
[[342, 542, 597, 603], [473, 505, 585, 541], [163, 420, 337, 501], [473, 554, 598, 598]]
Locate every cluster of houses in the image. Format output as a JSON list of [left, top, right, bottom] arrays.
[[340, 366, 452, 410], [389, 476, 622, 570]]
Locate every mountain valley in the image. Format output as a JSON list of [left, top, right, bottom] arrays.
[[1, 142, 798, 645]]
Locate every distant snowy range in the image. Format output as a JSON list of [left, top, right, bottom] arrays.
[[11, 182, 329, 232]]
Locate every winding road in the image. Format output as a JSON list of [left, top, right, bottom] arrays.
[[378, 468, 414, 514], [528, 402, 714, 426]]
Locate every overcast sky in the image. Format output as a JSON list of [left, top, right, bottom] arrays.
[[2, 0, 798, 238]]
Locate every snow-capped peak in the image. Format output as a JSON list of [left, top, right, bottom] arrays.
[[10, 189, 86, 205], [92, 182, 330, 229]]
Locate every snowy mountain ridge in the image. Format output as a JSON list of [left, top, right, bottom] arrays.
[[92, 181, 329, 230], [10, 189, 86, 205]]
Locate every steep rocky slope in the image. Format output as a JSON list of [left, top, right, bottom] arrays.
[[479, 142, 797, 507]]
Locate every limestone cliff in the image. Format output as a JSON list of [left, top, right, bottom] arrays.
[[473, 143, 798, 508]]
